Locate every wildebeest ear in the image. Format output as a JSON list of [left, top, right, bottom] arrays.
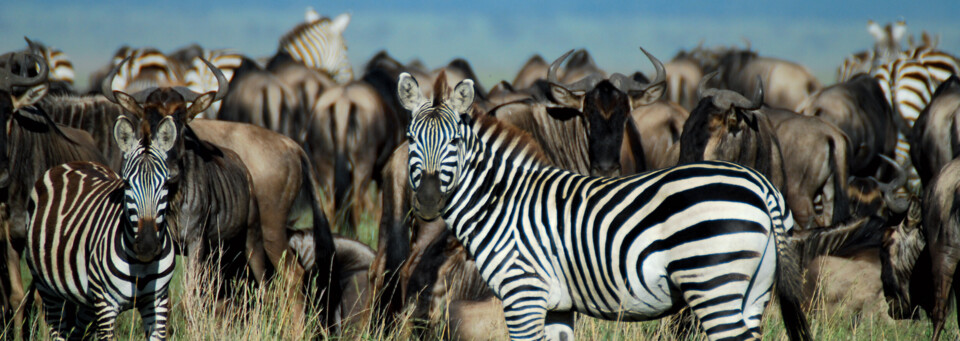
[[330, 13, 351, 34], [114, 91, 144, 117], [630, 81, 665, 108], [155, 116, 178, 153], [398, 72, 426, 112], [113, 116, 138, 154], [11, 83, 48, 110], [549, 83, 583, 109], [448, 79, 475, 114], [187, 91, 216, 121]]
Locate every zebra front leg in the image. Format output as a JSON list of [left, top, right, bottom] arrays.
[[93, 298, 120, 340], [138, 293, 171, 341], [544, 310, 575, 341]]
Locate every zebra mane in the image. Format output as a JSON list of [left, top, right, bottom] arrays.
[[471, 113, 551, 168]]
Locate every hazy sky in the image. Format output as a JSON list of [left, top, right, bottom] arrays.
[[2, 1, 958, 89]]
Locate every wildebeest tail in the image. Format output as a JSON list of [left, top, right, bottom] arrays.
[[301, 151, 343, 328], [829, 137, 851, 226], [333, 152, 353, 234]]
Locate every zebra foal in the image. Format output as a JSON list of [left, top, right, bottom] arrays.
[[398, 73, 810, 340], [25, 112, 178, 340]]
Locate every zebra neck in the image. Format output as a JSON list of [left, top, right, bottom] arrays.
[[440, 140, 543, 249]]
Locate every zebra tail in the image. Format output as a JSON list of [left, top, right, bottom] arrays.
[[301, 152, 343, 329], [773, 209, 812, 341]]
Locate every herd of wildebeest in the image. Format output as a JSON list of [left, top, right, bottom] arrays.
[[1, 7, 959, 340]]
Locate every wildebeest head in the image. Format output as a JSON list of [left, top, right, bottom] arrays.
[[546, 48, 665, 177], [879, 198, 928, 319], [101, 55, 229, 182], [679, 71, 765, 164], [0, 48, 50, 188]]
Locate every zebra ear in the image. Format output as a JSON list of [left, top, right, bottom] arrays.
[[330, 13, 350, 33], [113, 116, 138, 154], [449, 79, 475, 114], [398, 72, 426, 112], [155, 116, 178, 153]]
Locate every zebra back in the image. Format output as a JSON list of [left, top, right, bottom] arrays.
[[278, 9, 353, 83], [109, 47, 184, 93]]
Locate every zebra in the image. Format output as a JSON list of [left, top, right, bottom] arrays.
[[270, 7, 353, 84], [872, 44, 960, 194], [25, 111, 178, 340], [397, 73, 811, 340]]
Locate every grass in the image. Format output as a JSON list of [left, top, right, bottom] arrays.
[[4, 184, 958, 340]]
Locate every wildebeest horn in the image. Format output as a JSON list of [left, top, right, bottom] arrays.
[[0, 51, 48, 90], [201, 56, 229, 102], [547, 49, 574, 85], [619, 47, 666, 95], [697, 71, 720, 100], [747, 76, 764, 110], [876, 154, 910, 214], [547, 49, 600, 92], [101, 55, 133, 104]]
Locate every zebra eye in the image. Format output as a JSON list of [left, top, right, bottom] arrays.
[[450, 137, 460, 145], [406, 135, 415, 144]]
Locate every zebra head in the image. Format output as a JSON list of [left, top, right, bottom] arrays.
[[113, 112, 177, 262], [399, 71, 475, 221], [0, 48, 49, 188]]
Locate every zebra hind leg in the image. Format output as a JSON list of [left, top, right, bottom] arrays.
[[544, 310, 575, 341]]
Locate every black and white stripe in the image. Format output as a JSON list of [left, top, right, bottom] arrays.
[[400, 73, 809, 340], [25, 116, 177, 340]]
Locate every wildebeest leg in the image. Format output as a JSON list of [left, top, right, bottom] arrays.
[[3, 233, 26, 340], [246, 221, 267, 283], [930, 247, 960, 341]]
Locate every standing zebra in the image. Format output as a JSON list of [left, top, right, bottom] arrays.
[[269, 8, 353, 84], [398, 73, 811, 340], [25, 111, 178, 340]]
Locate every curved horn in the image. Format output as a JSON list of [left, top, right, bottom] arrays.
[[101, 56, 133, 103], [697, 71, 721, 100], [547, 49, 574, 85], [876, 154, 909, 214], [640, 46, 665, 88], [746, 76, 764, 110], [199, 56, 229, 101], [0, 52, 48, 90]]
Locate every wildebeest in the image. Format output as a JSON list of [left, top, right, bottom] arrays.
[[490, 47, 666, 177], [910, 75, 960, 187], [678, 73, 787, 191], [797, 73, 898, 176], [306, 79, 402, 235]]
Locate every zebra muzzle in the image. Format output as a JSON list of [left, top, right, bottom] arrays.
[[133, 218, 163, 262], [414, 172, 446, 221]]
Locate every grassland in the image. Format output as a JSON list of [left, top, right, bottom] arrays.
[[3, 191, 957, 340]]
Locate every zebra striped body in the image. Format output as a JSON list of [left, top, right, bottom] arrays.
[[26, 162, 175, 340], [399, 73, 809, 340]]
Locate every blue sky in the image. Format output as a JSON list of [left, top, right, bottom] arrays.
[[2, 1, 958, 89]]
